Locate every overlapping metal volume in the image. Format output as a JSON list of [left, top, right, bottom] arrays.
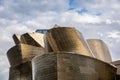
[[33, 53, 116, 80], [7, 25, 119, 80], [7, 32, 45, 80], [87, 39, 112, 62]]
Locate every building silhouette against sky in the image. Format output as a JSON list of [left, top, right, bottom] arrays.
[[7, 26, 120, 80]]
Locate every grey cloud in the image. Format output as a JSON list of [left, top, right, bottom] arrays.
[[70, 0, 120, 20], [0, 55, 9, 80], [0, 0, 69, 19], [75, 23, 120, 61]]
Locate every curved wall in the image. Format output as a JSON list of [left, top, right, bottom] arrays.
[[7, 44, 45, 66], [87, 39, 112, 62], [32, 52, 116, 80], [9, 62, 32, 80], [21, 33, 44, 47], [46, 27, 93, 57], [112, 60, 120, 80]]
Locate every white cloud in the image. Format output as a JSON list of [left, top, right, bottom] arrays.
[[70, 0, 120, 20], [0, 0, 70, 22], [107, 31, 120, 42], [57, 12, 102, 24], [105, 19, 120, 24]]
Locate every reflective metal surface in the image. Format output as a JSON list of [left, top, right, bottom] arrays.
[[7, 26, 117, 80], [7, 44, 45, 66], [9, 62, 32, 80], [13, 34, 21, 44], [112, 60, 120, 80], [32, 52, 116, 80], [87, 39, 112, 62], [46, 27, 93, 57], [21, 33, 45, 47]]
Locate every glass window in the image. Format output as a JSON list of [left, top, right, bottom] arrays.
[[36, 29, 48, 34]]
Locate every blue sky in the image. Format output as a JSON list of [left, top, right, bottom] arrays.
[[0, 0, 120, 80]]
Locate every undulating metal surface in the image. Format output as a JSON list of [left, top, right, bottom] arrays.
[[9, 62, 32, 80], [112, 60, 120, 80], [7, 45, 22, 67], [21, 33, 45, 47], [7, 27, 118, 80], [13, 32, 45, 47], [87, 39, 112, 62], [44, 34, 53, 53], [32, 52, 116, 80], [7, 43, 45, 66], [13, 34, 21, 44], [46, 27, 93, 57], [32, 53, 57, 80]]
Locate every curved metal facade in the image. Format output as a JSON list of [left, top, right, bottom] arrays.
[[7, 45, 22, 66], [32, 53, 116, 80], [9, 62, 32, 80], [112, 60, 120, 80], [87, 39, 112, 62], [46, 27, 93, 57], [13, 32, 45, 47], [7, 44, 45, 66], [7, 26, 118, 80]]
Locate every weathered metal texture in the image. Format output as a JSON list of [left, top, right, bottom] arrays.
[[112, 61, 120, 75], [13, 34, 21, 44], [9, 62, 32, 80], [32, 53, 116, 80], [32, 53, 57, 80], [21, 32, 45, 47], [46, 27, 93, 57], [87, 39, 112, 62], [44, 34, 53, 52], [111, 60, 120, 80], [7, 43, 45, 66], [116, 75, 120, 80], [13, 32, 45, 47]]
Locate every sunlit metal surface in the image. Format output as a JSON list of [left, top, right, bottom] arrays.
[[7, 44, 45, 66], [112, 60, 120, 80], [87, 39, 112, 62], [46, 27, 93, 57], [7, 26, 118, 80], [32, 52, 116, 80]]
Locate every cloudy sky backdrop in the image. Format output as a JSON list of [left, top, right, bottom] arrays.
[[0, 0, 120, 80]]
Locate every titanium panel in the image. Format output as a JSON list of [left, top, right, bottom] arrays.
[[9, 62, 32, 80], [87, 39, 112, 62], [21, 32, 44, 47], [7, 44, 45, 66], [13, 34, 21, 44], [46, 27, 93, 57], [32, 53, 116, 80], [112, 60, 120, 80]]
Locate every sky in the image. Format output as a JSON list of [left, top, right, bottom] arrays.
[[0, 0, 120, 80]]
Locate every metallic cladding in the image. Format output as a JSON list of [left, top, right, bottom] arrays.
[[87, 39, 112, 62], [32, 53, 116, 80], [46, 27, 93, 57]]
